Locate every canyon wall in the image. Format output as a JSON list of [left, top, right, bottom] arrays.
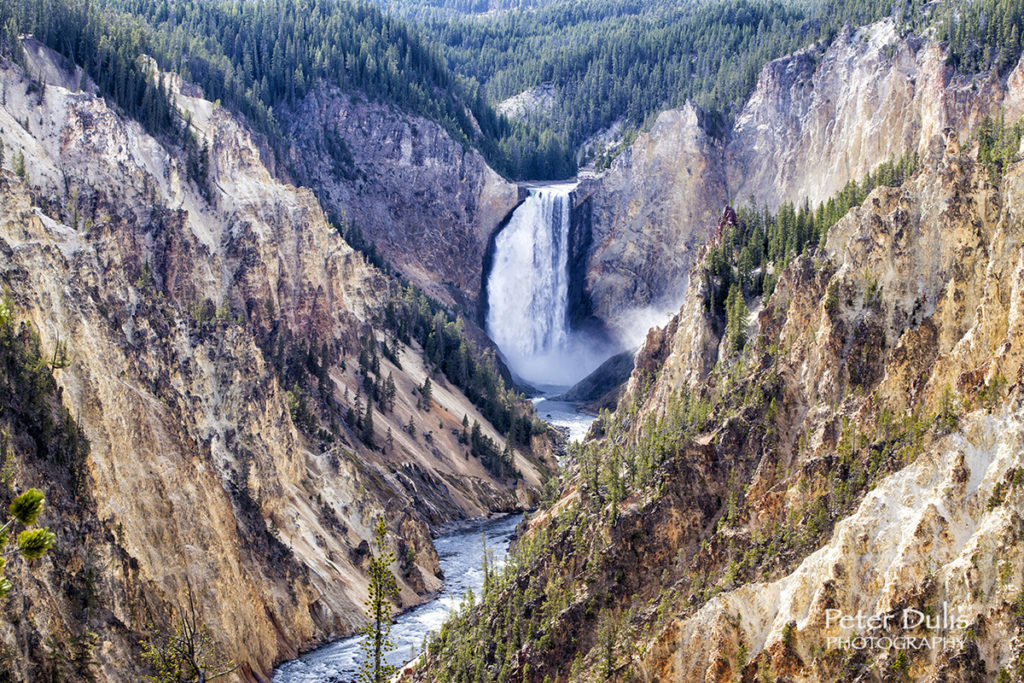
[[631, 130, 1024, 683], [584, 19, 1024, 346], [579, 103, 726, 347], [284, 88, 520, 311], [0, 44, 549, 681]]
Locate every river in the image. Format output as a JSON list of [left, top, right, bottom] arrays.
[[271, 513, 523, 683], [533, 396, 595, 444], [274, 172, 603, 680]]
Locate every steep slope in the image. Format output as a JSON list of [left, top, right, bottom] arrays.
[[284, 87, 520, 309], [408, 120, 1024, 681], [581, 19, 1024, 344], [629, 132, 1024, 683], [0, 44, 551, 681], [577, 104, 726, 347], [726, 20, 1002, 210]]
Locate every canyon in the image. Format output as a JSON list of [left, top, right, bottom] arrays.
[[405, 16, 1024, 683], [0, 40, 552, 680], [2, 6, 1024, 683]]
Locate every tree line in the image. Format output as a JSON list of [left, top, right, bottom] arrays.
[[399, 0, 945, 175], [706, 151, 921, 354], [3, 0, 1020, 181]]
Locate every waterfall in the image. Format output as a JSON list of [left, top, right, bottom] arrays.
[[486, 183, 580, 387]]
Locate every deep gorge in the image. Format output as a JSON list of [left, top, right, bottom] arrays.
[[1, 1, 1024, 682]]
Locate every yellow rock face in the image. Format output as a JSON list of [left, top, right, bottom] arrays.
[[0, 42, 550, 680]]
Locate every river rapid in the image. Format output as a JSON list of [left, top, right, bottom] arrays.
[[272, 514, 523, 682]]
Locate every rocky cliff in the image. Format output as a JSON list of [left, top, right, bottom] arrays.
[[283, 87, 520, 311], [408, 95, 1024, 682], [582, 19, 1024, 348], [0, 43, 551, 681], [578, 104, 726, 347], [625, 128, 1024, 683], [726, 20, 1002, 211]]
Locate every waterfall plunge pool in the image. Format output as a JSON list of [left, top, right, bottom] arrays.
[[271, 514, 523, 683]]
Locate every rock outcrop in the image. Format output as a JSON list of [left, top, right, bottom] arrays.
[[409, 93, 1024, 683], [726, 20, 1000, 210], [284, 87, 520, 310], [582, 19, 1024, 347], [579, 103, 726, 346], [631, 132, 1024, 683], [0, 44, 550, 681]]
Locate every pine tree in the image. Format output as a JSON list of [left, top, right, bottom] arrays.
[[362, 398, 375, 447], [15, 151, 25, 182], [419, 377, 432, 410], [0, 488, 56, 598], [480, 532, 494, 595], [357, 518, 398, 683], [502, 432, 513, 464], [383, 373, 396, 412], [470, 421, 482, 457], [725, 282, 749, 354], [597, 609, 618, 680]]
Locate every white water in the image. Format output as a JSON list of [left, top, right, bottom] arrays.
[[272, 514, 522, 683], [532, 397, 594, 444], [486, 182, 607, 387]]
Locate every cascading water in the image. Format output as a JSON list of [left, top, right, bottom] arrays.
[[486, 182, 600, 388]]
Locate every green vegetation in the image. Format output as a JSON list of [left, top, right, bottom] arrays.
[[0, 0, 971, 180], [704, 151, 920, 315], [43, 630, 100, 682], [422, 359, 956, 680], [415, 0, 816, 172], [975, 112, 1024, 183], [140, 584, 236, 682], [417, 296, 956, 681], [889, 650, 911, 682], [0, 297, 90, 489], [381, 284, 541, 450], [417, 377, 432, 410], [724, 282, 748, 354], [0, 0, 516, 174], [0, 488, 56, 596], [0, 0, 208, 190], [258, 276, 538, 480], [941, 0, 1024, 74], [0, 299, 112, 680], [98, 0, 505, 165], [358, 517, 399, 683], [384, 0, 949, 174], [0, 0, 177, 138], [1, 0, 1019, 185], [372, 0, 557, 19]]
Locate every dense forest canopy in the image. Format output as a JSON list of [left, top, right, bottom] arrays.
[[411, 0, 819, 166], [381, 0, 1023, 176], [371, 0, 559, 19], [0, 0, 1021, 180]]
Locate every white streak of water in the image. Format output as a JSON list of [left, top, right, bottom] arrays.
[[487, 182, 613, 387]]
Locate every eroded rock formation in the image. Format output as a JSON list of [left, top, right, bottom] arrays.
[[583, 19, 1024, 349], [0, 44, 550, 681]]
